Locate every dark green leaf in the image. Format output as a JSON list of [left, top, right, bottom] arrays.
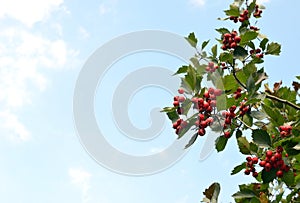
[[282, 170, 295, 186], [266, 42, 281, 55], [173, 65, 188, 75], [259, 38, 269, 51], [252, 129, 271, 147], [219, 52, 233, 64], [242, 113, 253, 127], [166, 110, 179, 122], [261, 168, 277, 183], [238, 137, 251, 155], [246, 75, 256, 96], [233, 46, 248, 60], [250, 142, 258, 153], [201, 40, 210, 50], [215, 135, 228, 152], [262, 104, 285, 126], [185, 32, 198, 48], [231, 162, 246, 175], [236, 129, 242, 138]]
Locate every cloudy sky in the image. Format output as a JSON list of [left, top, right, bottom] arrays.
[[0, 0, 299, 202]]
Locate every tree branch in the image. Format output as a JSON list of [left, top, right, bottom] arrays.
[[265, 93, 300, 110]]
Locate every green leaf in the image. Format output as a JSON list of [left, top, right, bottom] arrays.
[[233, 46, 248, 60], [231, 162, 246, 175], [266, 42, 281, 55], [242, 113, 253, 127], [201, 40, 210, 50], [236, 129, 242, 138], [261, 168, 277, 183], [246, 75, 256, 96], [211, 44, 217, 58], [262, 104, 285, 126], [243, 63, 257, 75], [216, 94, 227, 111], [173, 65, 188, 75], [252, 129, 271, 147], [224, 4, 240, 17], [240, 31, 259, 45], [166, 110, 179, 122], [238, 137, 251, 155], [223, 74, 238, 92], [185, 32, 198, 48], [215, 135, 228, 152], [250, 111, 268, 120], [282, 170, 295, 186], [215, 28, 230, 35], [185, 133, 198, 149], [232, 191, 255, 199], [219, 52, 233, 64], [250, 142, 258, 153], [259, 38, 269, 51]]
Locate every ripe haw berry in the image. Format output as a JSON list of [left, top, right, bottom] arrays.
[[178, 88, 185, 94], [259, 160, 266, 167], [276, 170, 283, 178], [224, 131, 231, 138], [173, 101, 179, 107], [266, 150, 273, 158], [252, 157, 258, 164]]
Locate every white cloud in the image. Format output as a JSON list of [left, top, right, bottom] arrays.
[[79, 26, 90, 39], [69, 168, 92, 203], [0, 111, 31, 141], [0, 0, 64, 27], [0, 26, 78, 141], [189, 0, 205, 7]]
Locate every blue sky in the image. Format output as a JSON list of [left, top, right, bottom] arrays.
[[0, 0, 299, 202]]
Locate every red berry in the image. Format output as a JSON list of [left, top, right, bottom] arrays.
[[178, 88, 185, 94], [265, 163, 272, 172], [230, 42, 237, 49], [276, 170, 283, 178], [173, 101, 179, 106], [252, 157, 258, 164], [214, 89, 222, 96], [224, 131, 231, 138], [252, 172, 258, 177], [259, 160, 266, 167], [244, 169, 251, 175], [246, 156, 252, 162], [234, 36, 241, 43], [198, 128, 206, 136], [178, 96, 186, 103], [266, 150, 273, 158]]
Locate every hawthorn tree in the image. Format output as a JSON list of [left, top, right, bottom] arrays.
[[162, 0, 300, 202]]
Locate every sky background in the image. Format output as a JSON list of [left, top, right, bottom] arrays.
[[0, 0, 299, 202]]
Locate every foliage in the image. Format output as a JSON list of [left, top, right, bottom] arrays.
[[162, 0, 300, 202]]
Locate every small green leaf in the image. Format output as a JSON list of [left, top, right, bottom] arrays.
[[266, 42, 281, 55], [215, 28, 230, 35], [166, 110, 179, 122], [246, 75, 256, 96], [233, 46, 248, 60], [282, 170, 295, 186], [211, 44, 217, 58], [219, 52, 233, 64], [262, 104, 285, 126], [232, 191, 255, 199], [250, 142, 258, 153], [240, 31, 259, 45], [252, 129, 271, 147], [224, 4, 240, 17], [231, 162, 246, 175], [215, 136, 228, 152], [236, 129, 242, 138], [238, 137, 251, 155], [173, 65, 188, 75], [185, 32, 198, 48], [242, 113, 253, 127], [201, 40, 210, 50], [259, 38, 269, 51]]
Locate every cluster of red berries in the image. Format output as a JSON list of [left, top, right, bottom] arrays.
[[259, 147, 290, 178], [250, 48, 264, 58], [239, 100, 250, 116], [191, 88, 222, 136], [279, 125, 293, 138], [205, 62, 219, 73], [221, 105, 237, 138], [221, 31, 241, 50], [244, 156, 259, 177], [233, 87, 242, 99], [229, 9, 249, 23], [172, 118, 188, 135], [253, 5, 263, 17], [173, 95, 186, 115]]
